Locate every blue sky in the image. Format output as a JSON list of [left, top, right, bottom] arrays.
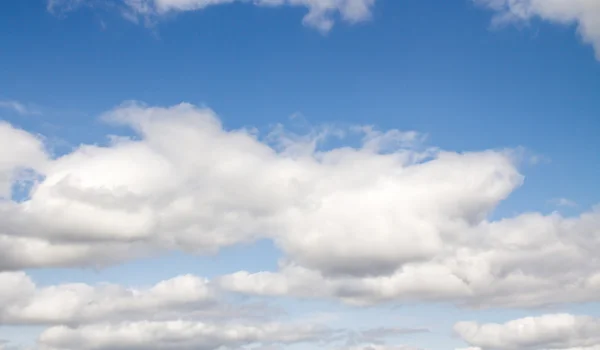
[[1, 1, 600, 349]]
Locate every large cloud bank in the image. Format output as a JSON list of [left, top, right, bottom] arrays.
[[2, 102, 600, 349]]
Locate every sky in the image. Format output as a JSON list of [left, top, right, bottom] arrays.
[[0, 0, 600, 349]]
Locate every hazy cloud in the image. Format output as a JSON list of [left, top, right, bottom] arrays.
[[0, 100, 41, 116]]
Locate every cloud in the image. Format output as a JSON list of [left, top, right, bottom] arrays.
[[340, 327, 429, 349], [550, 197, 578, 207], [0, 271, 217, 326], [46, 0, 377, 32], [339, 346, 424, 350], [0, 100, 41, 116], [336, 328, 427, 350], [0, 340, 27, 350], [455, 313, 600, 350], [0, 121, 48, 199], [47, 0, 85, 14], [219, 208, 600, 308], [353, 327, 430, 342], [37, 320, 332, 350], [0, 234, 153, 272], [2, 102, 502, 272], [475, 0, 600, 60], [0, 271, 345, 350], [2, 102, 600, 312]]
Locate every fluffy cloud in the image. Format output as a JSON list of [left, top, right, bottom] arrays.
[[0, 271, 214, 325], [0, 234, 148, 271], [0, 271, 351, 350], [2, 102, 600, 312], [0, 102, 519, 273], [220, 207, 600, 308], [47, 0, 377, 32], [475, 0, 600, 59], [0, 122, 47, 198], [455, 314, 600, 350], [37, 320, 331, 350]]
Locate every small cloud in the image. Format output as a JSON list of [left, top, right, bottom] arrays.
[[550, 197, 578, 208], [0, 100, 41, 116], [47, 0, 378, 33], [475, 0, 600, 61], [46, 0, 84, 15]]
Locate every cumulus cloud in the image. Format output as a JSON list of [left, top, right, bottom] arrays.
[[0, 271, 214, 325], [0, 271, 347, 350], [2, 101, 600, 312], [2, 102, 514, 273], [455, 313, 600, 350], [0, 121, 48, 198], [37, 320, 332, 350], [219, 207, 600, 308], [475, 0, 600, 59], [46, 0, 377, 32], [0, 234, 151, 271]]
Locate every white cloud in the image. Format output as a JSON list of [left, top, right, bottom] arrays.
[[1, 102, 518, 273], [37, 320, 331, 350], [0, 100, 41, 116], [2, 102, 600, 312], [550, 197, 578, 207], [340, 327, 429, 350], [0, 234, 146, 271], [47, 0, 377, 32], [220, 208, 600, 308], [475, 0, 600, 59], [455, 314, 600, 350], [0, 271, 214, 325], [47, 0, 85, 14], [0, 122, 48, 199], [0, 271, 344, 350]]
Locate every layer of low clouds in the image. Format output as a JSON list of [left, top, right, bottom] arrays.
[[38, 320, 331, 350], [455, 313, 600, 350], [0, 271, 426, 349], [475, 0, 600, 59], [0, 271, 214, 326]]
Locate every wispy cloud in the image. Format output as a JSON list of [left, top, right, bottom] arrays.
[[550, 197, 578, 208], [475, 0, 600, 60], [0, 100, 41, 116], [46, 0, 378, 33]]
